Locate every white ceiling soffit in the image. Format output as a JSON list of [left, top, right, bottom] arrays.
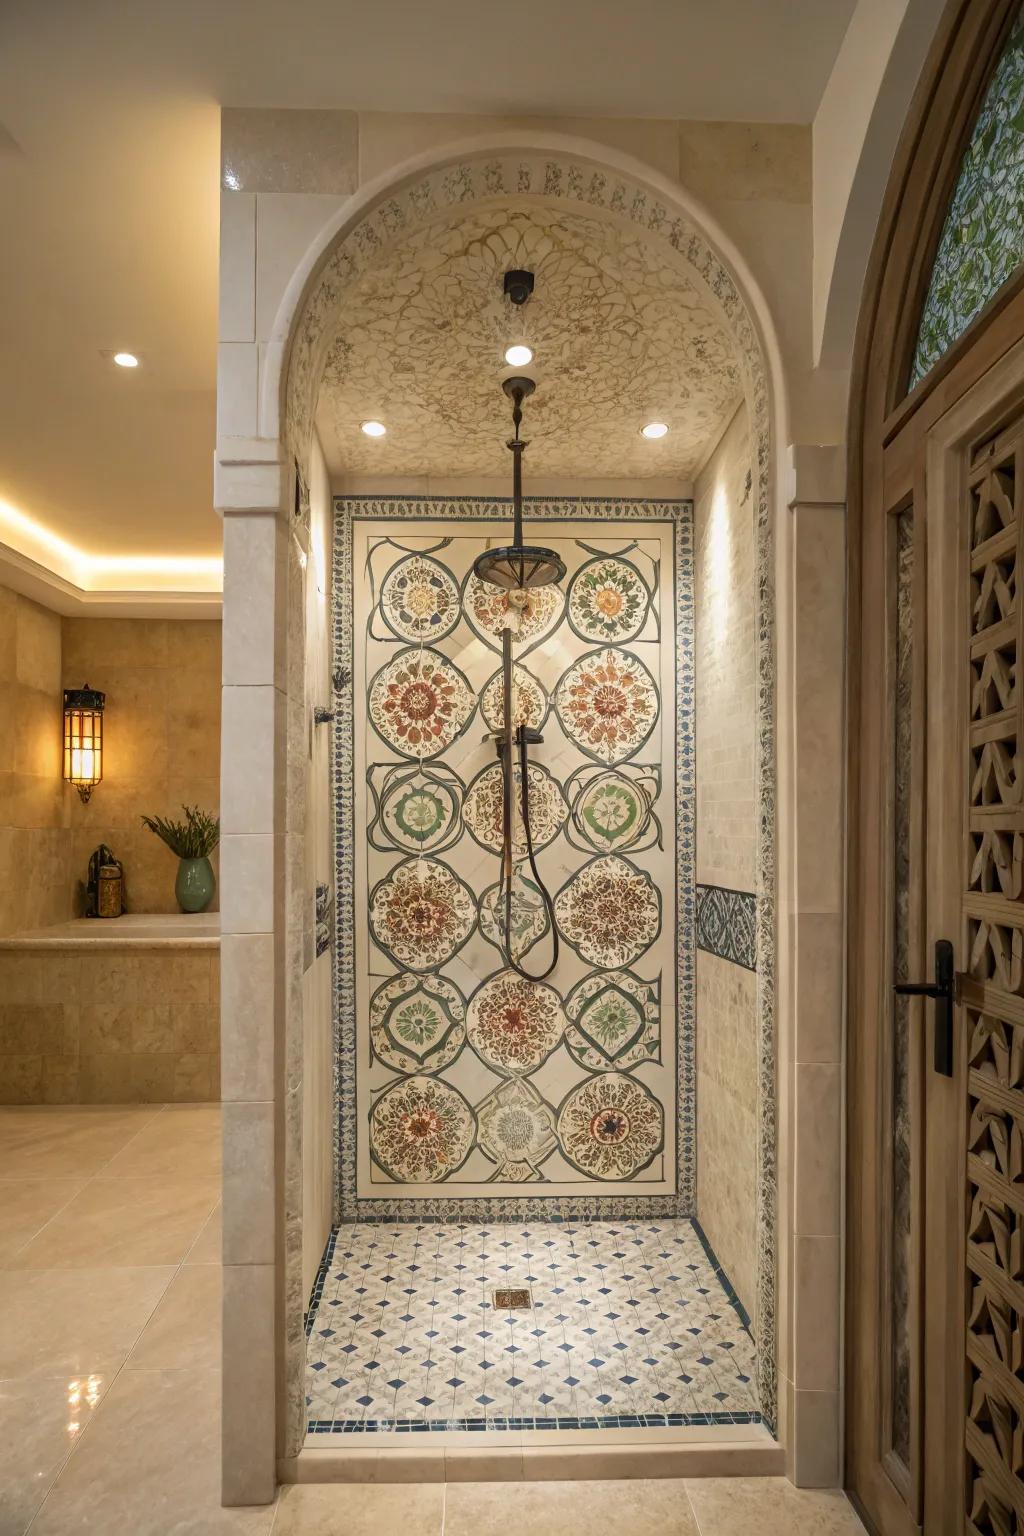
[[0, 0, 855, 584]]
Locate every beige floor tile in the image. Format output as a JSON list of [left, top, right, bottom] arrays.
[[186, 1201, 223, 1264], [444, 1479, 700, 1535], [0, 1369, 111, 1535], [0, 1106, 161, 1178], [0, 1266, 173, 1377], [129, 1263, 221, 1370], [29, 1365, 275, 1535], [273, 1482, 444, 1535], [7, 1176, 219, 1269], [0, 1177, 86, 1263], [684, 1477, 866, 1534], [99, 1103, 222, 1179]]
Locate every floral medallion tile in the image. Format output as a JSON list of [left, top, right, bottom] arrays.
[[567, 554, 652, 643], [368, 762, 463, 855], [479, 662, 549, 734], [466, 969, 565, 1075], [368, 857, 476, 970], [557, 1072, 664, 1179], [368, 646, 475, 757], [479, 871, 551, 961], [369, 971, 467, 1074], [476, 1076, 558, 1181], [379, 552, 462, 642], [369, 1075, 475, 1182], [565, 764, 661, 854], [462, 568, 563, 652], [463, 760, 568, 855], [554, 646, 659, 764], [564, 969, 660, 1071], [554, 854, 661, 968]]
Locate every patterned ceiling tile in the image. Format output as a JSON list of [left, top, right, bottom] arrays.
[[315, 203, 743, 481]]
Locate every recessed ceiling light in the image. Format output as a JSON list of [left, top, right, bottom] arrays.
[[112, 352, 139, 369], [640, 421, 669, 439], [361, 420, 386, 437], [504, 344, 533, 367]]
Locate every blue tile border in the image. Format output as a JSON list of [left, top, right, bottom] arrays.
[[694, 884, 757, 971], [307, 1410, 763, 1434]]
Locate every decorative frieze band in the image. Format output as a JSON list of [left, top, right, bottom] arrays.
[[695, 884, 757, 971]]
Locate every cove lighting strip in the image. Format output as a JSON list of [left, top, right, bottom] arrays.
[[0, 500, 223, 593]]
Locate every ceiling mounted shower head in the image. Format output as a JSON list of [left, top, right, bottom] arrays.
[[472, 371, 565, 593], [503, 269, 535, 306]]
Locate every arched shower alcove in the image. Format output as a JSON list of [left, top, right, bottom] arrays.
[[215, 133, 806, 1497]]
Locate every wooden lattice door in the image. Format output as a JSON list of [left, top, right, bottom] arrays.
[[958, 422, 1024, 1536]]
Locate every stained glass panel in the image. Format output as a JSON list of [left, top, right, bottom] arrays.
[[909, 9, 1024, 387]]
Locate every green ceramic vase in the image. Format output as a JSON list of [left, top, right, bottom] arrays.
[[175, 856, 216, 914]]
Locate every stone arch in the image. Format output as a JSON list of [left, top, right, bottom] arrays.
[[274, 135, 784, 1426]]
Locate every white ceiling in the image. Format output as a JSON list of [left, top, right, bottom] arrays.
[[0, 0, 856, 561]]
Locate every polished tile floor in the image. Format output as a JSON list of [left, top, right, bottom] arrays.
[[305, 1219, 757, 1431], [0, 1104, 865, 1534]]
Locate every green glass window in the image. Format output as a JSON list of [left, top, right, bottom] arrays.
[[909, 8, 1024, 388]]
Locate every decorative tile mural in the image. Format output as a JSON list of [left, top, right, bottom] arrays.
[[334, 499, 694, 1221], [695, 885, 757, 972], [910, 9, 1024, 387]]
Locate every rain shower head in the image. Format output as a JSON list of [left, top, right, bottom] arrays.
[[472, 375, 566, 592]]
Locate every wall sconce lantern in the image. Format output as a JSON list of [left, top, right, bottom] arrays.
[[63, 684, 105, 803]]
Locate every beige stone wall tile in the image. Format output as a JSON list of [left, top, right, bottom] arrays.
[[0, 1054, 43, 1102], [127, 1054, 178, 1102], [0, 1003, 66, 1055], [694, 405, 757, 891], [0, 953, 43, 1004], [78, 1054, 134, 1103], [15, 596, 62, 693], [41, 1055, 79, 1103], [131, 1006, 177, 1054], [173, 1053, 214, 1102]]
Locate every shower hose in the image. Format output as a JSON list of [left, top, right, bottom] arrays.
[[499, 624, 559, 982]]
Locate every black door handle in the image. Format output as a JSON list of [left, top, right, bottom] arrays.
[[894, 938, 955, 1076]]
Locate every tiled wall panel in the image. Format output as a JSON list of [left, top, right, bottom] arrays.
[[333, 498, 695, 1219]]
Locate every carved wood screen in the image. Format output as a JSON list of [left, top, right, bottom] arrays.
[[961, 418, 1024, 1536]]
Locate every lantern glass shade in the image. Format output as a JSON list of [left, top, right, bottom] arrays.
[[63, 686, 105, 803]]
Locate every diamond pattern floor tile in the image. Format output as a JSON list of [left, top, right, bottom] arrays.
[[304, 1219, 759, 1433]]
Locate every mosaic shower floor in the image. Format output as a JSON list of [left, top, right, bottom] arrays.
[[304, 1218, 759, 1434]]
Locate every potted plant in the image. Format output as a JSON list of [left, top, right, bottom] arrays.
[[141, 805, 220, 913]]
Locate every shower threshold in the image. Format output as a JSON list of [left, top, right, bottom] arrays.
[[303, 1218, 762, 1440]]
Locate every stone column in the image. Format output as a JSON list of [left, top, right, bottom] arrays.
[[776, 444, 846, 1486]]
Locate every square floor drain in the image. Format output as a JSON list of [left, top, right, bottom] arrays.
[[493, 1287, 532, 1310]]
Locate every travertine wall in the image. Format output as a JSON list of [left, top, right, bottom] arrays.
[[0, 586, 70, 937], [0, 944, 220, 1104], [62, 618, 221, 914], [694, 403, 758, 1318]]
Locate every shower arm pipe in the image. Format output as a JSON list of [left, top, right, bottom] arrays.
[[500, 623, 559, 982]]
